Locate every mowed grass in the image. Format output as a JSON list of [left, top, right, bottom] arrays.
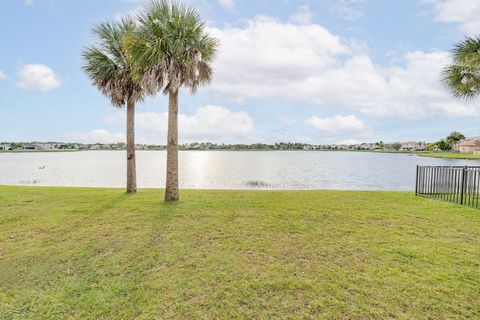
[[418, 152, 480, 160], [0, 187, 479, 319]]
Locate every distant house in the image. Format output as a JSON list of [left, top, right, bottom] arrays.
[[0, 144, 10, 151], [22, 145, 43, 150], [360, 143, 371, 150], [348, 144, 359, 150], [454, 137, 480, 153], [136, 144, 148, 150], [38, 143, 57, 150], [89, 144, 101, 150], [400, 141, 426, 151], [19, 143, 58, 150]]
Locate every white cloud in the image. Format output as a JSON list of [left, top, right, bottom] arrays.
[[306, 115, 371, 136], [17, 64, 61, 92], [423, 0, 480, 34], [103, 105, 254, 143], [0, 70, 6, 80], [64, 129, 125, 144], [139, 105, 253, 142], [329, 0, 364, 21], [208, 15, 350, 97], [208, 16, 477, 119], [297, 50, 477, 118], [218, 0, 235, 10], [289, 5, 314, 25]]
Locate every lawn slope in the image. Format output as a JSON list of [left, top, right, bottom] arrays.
[[417, 152, 480, 160], [0, 187, 479, 319]]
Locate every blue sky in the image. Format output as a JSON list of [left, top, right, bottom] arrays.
[[1, 0, 479, 144]]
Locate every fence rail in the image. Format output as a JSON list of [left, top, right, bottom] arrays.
[[416, 165, 480, 208]]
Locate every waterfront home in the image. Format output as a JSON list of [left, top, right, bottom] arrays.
[[89, 144, 102, 150], [400, 141, 426, 151], [348, 144, 360, 150], [21, 143, 58, 150], [22, 145, 43, 150], [36, 143, 57, 150], [136, 144, 148, 150], [454, 137, 480, 153], [360, 143, 377, 150]]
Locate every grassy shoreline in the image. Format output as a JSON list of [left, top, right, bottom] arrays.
[[416, 152, 480, 160], [346, 149, 480, 160], [1, 186, 479, 319]]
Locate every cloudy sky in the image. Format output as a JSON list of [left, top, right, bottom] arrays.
[[1, 0, 479, 144]]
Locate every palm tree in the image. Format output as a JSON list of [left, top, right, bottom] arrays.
[[443, 36, 480, 99], [82, 19, 143, 193], [131, 0, 218, 201], [446, 131, 465, 146]]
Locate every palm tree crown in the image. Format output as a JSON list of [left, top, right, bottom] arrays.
[[131, 0, 218, 95], [442, 36, 480, 99], [82, 18, 144, 106]]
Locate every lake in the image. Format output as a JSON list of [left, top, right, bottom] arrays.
[[0, 151, 478, 191]]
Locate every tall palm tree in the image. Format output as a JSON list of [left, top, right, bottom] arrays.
[[443, 36, 480, 99], [131, 0, 218, 201], [82, 19, 143, 193]]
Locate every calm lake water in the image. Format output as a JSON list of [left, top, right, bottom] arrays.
[[0, 151, 478, 191]]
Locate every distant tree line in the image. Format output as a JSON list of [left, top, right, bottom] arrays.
[[2, 132, 470, 152]]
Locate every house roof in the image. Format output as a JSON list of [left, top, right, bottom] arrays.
[[458, 137, 480, 147]]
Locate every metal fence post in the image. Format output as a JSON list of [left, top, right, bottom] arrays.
[[415, 165, 419, 196], [460, 166, 467, 205]]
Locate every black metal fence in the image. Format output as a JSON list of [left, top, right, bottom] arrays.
[[416, 166, 480, 208]]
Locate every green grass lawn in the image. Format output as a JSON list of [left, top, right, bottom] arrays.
[[417, 152, 480, 160], [348, 149, 480, 160], [0, 187, 479, 319]]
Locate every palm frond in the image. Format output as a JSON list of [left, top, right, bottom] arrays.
[[131, 0, 218, 95], [442, 64, 480, 99], [452, 36, 480, 66], [443, 36, 480, 100], [82, 18, 144, 107]]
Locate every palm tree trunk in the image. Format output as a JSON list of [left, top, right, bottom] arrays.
[[165, 89, 179, 201], [126, 98, 137, 193]]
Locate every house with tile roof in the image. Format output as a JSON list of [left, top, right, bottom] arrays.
[[400, 141, 426, 151], [454, 137, 480, 153]]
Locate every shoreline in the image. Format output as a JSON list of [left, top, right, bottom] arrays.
[[0, 149, 80, 153], [0, 185, 415, 192]]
